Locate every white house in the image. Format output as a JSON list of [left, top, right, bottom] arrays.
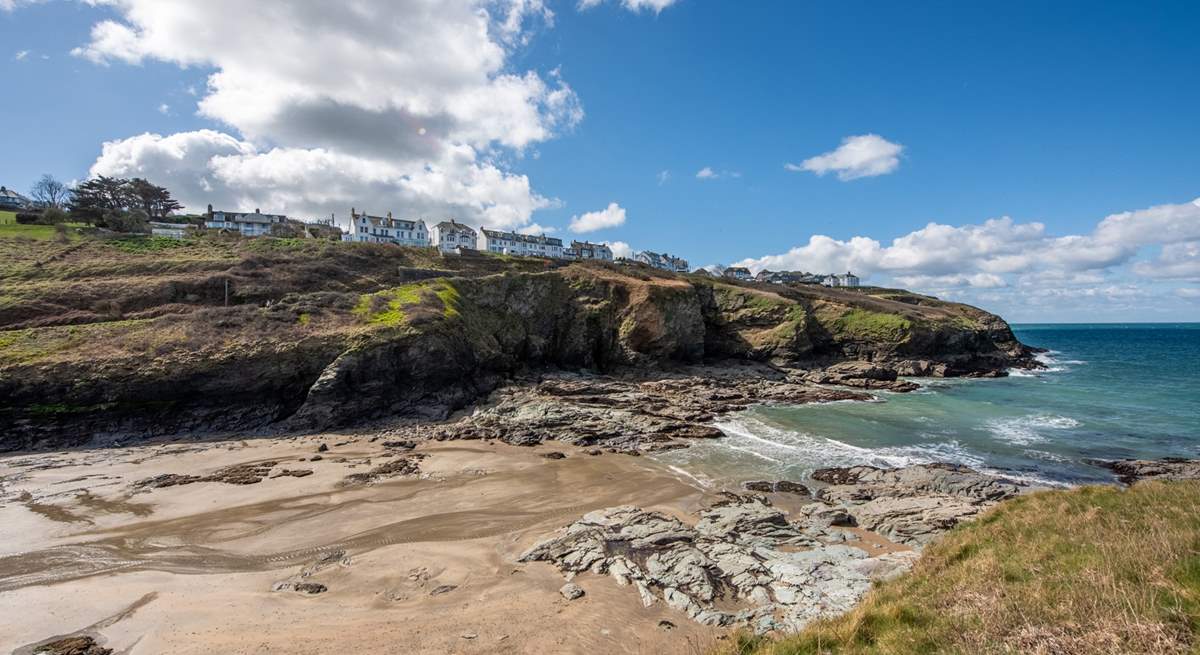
[[481, 229, 564, 258], [635, 250, 689, 272], [567, 240, 613, 261], [205, 205, 288, 237], [349, 208, 429, 246], [0, 186, 29, 211], [723, 266, 752, 281], [430, 220, 478, 252], [822, 272, 861, 287]]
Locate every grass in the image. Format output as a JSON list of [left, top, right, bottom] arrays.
[[0, 210, 15, 225], [721, 481, 1200, 655], [353, 280, 461, 326], [106, 235, 191, 253], [830, 308, 913, 341]]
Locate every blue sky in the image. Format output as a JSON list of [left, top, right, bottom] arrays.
[[2, 0, 1198, 321]]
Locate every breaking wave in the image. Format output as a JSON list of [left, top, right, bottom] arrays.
[[986, 414, 1082, 445]]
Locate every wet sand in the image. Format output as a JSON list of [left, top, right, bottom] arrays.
[[0, 434, 738, 654]]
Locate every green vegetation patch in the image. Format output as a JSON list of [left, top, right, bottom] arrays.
[[353, 279, 462, 326], [831, 308, 913, 341], [722, 481, 1200, 655], [0, 210, 15, 225]]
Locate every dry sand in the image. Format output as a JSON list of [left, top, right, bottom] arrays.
[[0, 433, 743, 654]]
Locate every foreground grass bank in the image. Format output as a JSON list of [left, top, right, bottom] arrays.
[[724, 481, 1200, 655]]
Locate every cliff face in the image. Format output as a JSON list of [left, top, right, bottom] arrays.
[[0, 239, 1035, 450]]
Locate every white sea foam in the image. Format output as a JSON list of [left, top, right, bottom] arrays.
[[986, 414, 1082, 445]]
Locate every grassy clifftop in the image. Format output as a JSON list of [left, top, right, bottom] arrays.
[[723, 481, 1200, 655], [0, 234, 1033, 448]]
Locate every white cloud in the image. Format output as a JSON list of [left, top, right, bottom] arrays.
[[516, 223, 557, 235], [157, 103, 170, 115], [657, 169, 670, 186], [68, 0, 579, 229], [1175, 287, 1200, 300], [734, 198, 1200, 294], [14, 49, 29, 60], [604, 240, 633, 258], [578, 0, 679, 13], [695, 166, 739, 180], [789, 134, 903, 181], [569, 202, 626, 233]]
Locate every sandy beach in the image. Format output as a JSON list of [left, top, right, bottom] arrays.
[[0, 432, 754, 654]]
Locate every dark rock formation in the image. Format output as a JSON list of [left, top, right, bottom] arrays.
[[32, 637, 111, 655], [1092, 458, 1200, 485]]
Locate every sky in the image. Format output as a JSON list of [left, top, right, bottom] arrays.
[[2, 0, 1198, 322]]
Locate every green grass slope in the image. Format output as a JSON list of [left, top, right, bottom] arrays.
[[723, 481, 1200, 655]]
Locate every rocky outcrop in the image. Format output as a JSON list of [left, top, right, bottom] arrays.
[[1092, 458, 1200, 485], [521, 463, 1025, 632], [520, 497, 915, 632], [410, 369, 867, 453], [1, 265, 1038, 450], [803, 361, 921, 392], [807, 464, 1027, 546], [31, 637, 112, 655]]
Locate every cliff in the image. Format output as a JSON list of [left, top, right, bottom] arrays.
[[0, 236, 1036, 450]]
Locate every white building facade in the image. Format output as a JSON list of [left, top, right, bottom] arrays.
[[634, 250, 689, 273], [822, 272, 861, 287], [567, 240, 614, 261], [430, 220, 478, 252], [349, 208, 429, 246], [723, 266, 752, 281], [481, 229, 564, 258], [205, 205, 288, 237]]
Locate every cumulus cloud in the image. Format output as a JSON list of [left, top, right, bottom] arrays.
[[734, 197, 1200, 294], [14, 50, 29, 60], [604, 240, 634, 258], [569, 202, 626, 233], [68, 0, 580, 228], [657, 169, 670, 186], [788, 134, 903, 181], [696, 167, 739, 180], [578, 0, 679, 13]]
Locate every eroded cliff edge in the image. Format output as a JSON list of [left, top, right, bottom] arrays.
[[0, 238, 1037, 450]]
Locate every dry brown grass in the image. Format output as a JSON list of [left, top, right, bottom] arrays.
[[719, 481, 1200, 655]]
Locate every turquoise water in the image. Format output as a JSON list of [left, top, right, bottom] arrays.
[[657, 324, 1200, 487]]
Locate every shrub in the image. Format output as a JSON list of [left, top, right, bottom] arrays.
[[15, 212, 41, 225]]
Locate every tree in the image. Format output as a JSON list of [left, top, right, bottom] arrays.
[[128, 178, 183, 218], [29, 174, 71, 209], [70, 176, 134, 225]]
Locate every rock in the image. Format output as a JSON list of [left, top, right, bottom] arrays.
[[805, 361, 921, 392], [270, 468, 313, 478], [742, 480, 811, 496], [1091, 458, 1200, 485], [657, 620, 676, 630], [585, 449, 603, 456], [316, 443, 329, 452], [382, 440, 416, 450], [134, 461, 279, 489], [520, 498, 900, 632], [559, 583, 585, 600], [430, 584, 457, 596], [272, 581, 327, 594], [542, 451, 567, 460], [339, 455, 425, 487], [310, 455, 323, 461], [33, 637, 112, 655], [460, 632, 477, 640], [808, 463, 1028, 546]]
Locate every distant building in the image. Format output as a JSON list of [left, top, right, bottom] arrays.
[[481, 228, 564, 258], [0, 186, 30, 211], [566, 240, 613, 261], [635, 250, 689, 273], [822, 272, 861, 288], [205, 205, 288, 237], [149, 221, 195, 239], [430, 220, 478, 252], [349, 208, 429, 246], [758, 270, 823, 285], [723, 266, 752, 281]]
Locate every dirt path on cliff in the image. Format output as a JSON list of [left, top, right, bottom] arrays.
[[0, 435, 736, 654]]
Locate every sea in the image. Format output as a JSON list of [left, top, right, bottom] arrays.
[[656, 323, 1200, 488]]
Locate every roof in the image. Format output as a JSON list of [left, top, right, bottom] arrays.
[[435, 220, 476, 232], [482, 228, 563, 246], [212, 209, 286, 223], [571, 240, 611, 250], [0, 186, 29, 202], [725, 266, 751, 273]]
